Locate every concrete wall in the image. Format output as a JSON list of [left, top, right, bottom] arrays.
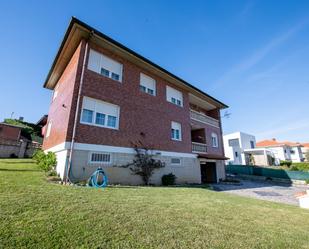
[[68, 149, 201, 185]]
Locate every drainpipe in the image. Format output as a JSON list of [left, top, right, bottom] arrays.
[[65, 38, 90, 184]]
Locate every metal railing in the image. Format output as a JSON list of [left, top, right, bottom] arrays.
[[190, 110, 220, 127], [192, 142, 207, 154]]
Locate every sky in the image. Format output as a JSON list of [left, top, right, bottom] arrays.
[[0, 0, 308, 142]]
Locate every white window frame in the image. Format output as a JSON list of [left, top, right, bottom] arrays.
[[80, 97, 120, 130], [171, 158, 182, 166], [171, 121, 182, 141], [211, 132, 218, 148], [140, 73, 156, 96], [166, 86, 183, 107], [87, 49, 123, 83], [46, 121, 52, 138], [88, 151, 112, 165]]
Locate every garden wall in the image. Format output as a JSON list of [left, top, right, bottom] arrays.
[[226, 164, 309, 181], [0, 138, 40, 158]]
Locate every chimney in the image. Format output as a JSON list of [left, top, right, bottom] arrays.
[[18, 117, 24, 121], [272, 138, 276, 141]]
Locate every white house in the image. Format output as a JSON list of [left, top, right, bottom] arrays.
[[256, 139, 304, 163], [224, 132, 276, 166], [301, 143, 309, 161]]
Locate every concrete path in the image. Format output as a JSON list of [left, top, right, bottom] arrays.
[[211, 179, 308, 206]]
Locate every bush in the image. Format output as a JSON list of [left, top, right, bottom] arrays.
[[290, 162, 309, 172], [33, 149, 57, 172], [280, 160, 292, 167], [162, 173, 176, 186], [305, 179, 309, 184]]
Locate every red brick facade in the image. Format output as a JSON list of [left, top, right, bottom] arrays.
[[43, 40, 224, 156], [42, 41, 85, 150]]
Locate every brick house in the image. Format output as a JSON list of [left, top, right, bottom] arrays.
[[42, 18, 228, 184], [0, 123, 22, 141]]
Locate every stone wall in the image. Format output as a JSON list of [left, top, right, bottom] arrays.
[[0, 138, 40, 158]]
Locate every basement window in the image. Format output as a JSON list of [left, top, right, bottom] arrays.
[[89, 152, 111, 164], [171, 158, 181, 165]]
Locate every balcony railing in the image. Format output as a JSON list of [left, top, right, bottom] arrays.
[[192, 142, 207, 154], [190, 110, 220, 128]]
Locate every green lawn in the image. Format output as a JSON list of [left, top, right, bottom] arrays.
[[1, 159, 309, 249]]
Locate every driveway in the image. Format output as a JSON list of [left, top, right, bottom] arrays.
[[211, 179, 308, 206]]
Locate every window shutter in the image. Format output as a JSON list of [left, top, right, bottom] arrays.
[[88, 49, 101, 72]]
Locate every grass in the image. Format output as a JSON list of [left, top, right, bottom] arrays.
[[1, 159, 309, 249]]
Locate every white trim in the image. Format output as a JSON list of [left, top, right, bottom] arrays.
[[45, 142, 70, 153], [44, 142, 197, 158]]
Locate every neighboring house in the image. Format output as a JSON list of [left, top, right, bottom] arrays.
[[300, 143, 309, 162], [36, 115, 48, 137], [42, 18, 228, 185], [223, 132, 275, 166], [0, 123, 22, 141], [256, 139, 304, 163]]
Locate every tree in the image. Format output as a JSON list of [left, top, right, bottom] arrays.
[[249, 154, 255, 166], [120, 142, 165, 185]]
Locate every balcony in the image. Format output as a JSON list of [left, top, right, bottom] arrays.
[[190, 110, 220, 128], [192, 142, 207, 154]]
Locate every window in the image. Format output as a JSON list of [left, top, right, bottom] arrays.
[[235, 151, 238, 158], [88, 49, 123, 82], [171, 158, 181, 165], [171, 121, 182, 141], [211, 133, 218, 148], [46, 121, 52, 138], [166, 86, 183, 107], [140, 73, 156, 96], [80, 97, 120, 129], [95, 113, 105, 125], [250, 141, 255, 149], [228, 139, 239, 147], [290, 150, 295, 154], [89, 152, 111, 164], [82, 109, 94, 123]]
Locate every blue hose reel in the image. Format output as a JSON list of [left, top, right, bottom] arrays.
[[88, 167, 108, 188]]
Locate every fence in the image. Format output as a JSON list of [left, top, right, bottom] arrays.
[[0, 138, 40, 158], [226, 164, 309, 181]]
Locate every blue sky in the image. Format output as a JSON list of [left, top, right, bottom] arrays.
[[0, 0, 309, 142]]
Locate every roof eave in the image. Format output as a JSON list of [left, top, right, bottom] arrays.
[[43, 17, 228, 109]]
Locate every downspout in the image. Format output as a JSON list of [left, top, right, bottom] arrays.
[[65, 36, 91, 183]]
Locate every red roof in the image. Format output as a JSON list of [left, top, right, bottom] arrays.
[[256, 139, 302, 147], [302, 143, 309, 148]]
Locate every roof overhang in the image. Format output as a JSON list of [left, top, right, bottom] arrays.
[[44, 17, 228, 109]]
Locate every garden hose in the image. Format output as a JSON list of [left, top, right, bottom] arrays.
[[88, 167, 108, 188]]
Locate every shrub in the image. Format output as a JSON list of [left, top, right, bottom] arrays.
[[280, 160, 292, 167], [120, 144, 165, 185], [162, 173, 177, 186], [47, 169, 58, 177], [290, 162, 309, 172], [305, 179, 309, 185], [290, 165, 299, 171], [33, 149, 57, 172]]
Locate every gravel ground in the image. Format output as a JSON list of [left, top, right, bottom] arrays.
[[211, 179, 308, 206]]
